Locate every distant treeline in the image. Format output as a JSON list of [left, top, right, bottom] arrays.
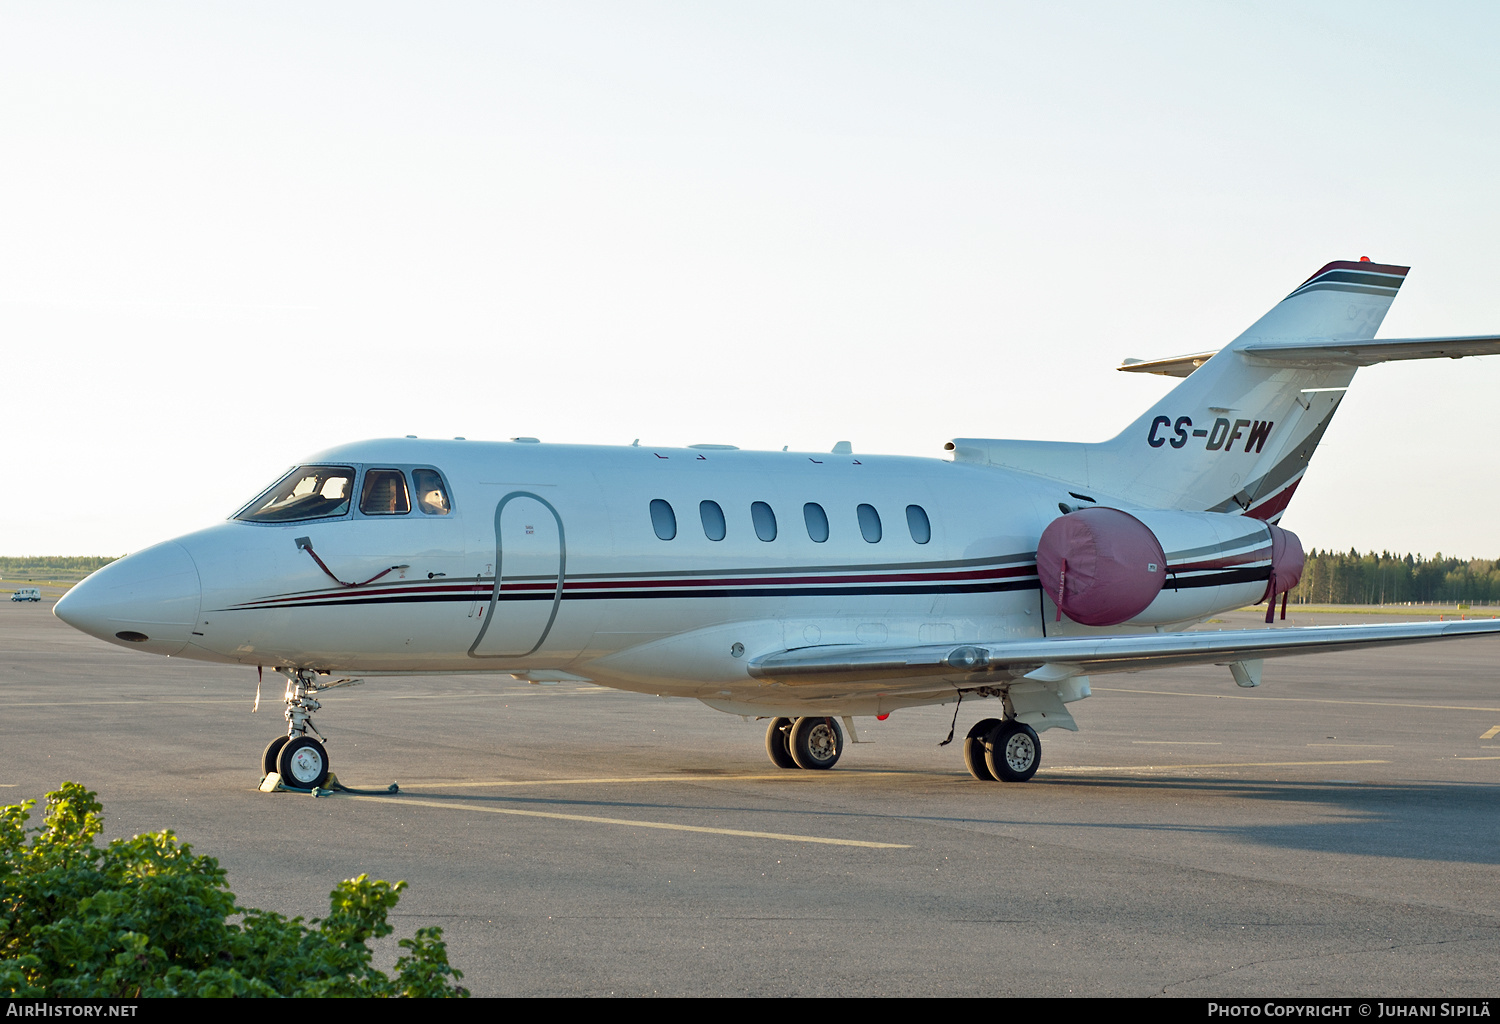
[[0, 556, 118, 578], [1293, 550, 1500, 606]]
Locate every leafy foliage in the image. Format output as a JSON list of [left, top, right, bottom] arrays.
[[0, 783, 467, 997]]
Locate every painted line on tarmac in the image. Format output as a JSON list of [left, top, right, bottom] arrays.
[[1132, 740, 1221, 745], [1047, 759, 1388, 774], [399, 771, 918, 789], [1305, 743, 1394, 748], [1481, 725, 1500, 740], [1454, 756, 1500, 760], [384, 690, 614, 700], [0, 699, 249, 707], [350, 794, 911, 848], [1093, 686, 1500, 714]]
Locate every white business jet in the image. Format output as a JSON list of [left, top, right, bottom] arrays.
[[55, 259, 1500, 790]]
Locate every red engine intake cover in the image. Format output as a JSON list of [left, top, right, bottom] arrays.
[[1036, 508, 1167, 626], [1266, 524, 1305, 597]]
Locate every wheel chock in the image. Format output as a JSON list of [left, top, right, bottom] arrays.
[[256, 771, 333, 796], [257, 771, 399, 797]]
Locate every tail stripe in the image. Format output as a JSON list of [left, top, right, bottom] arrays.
[[1290, 268, 1404, 299], [1287, 280, 1402, 300]]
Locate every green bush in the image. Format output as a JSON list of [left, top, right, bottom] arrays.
[[0, 783, 467, 997]]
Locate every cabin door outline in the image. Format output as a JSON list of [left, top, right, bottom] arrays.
[[467, 491, 566, 658]]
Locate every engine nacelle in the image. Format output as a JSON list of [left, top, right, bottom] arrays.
[[1036, 507, 1303, 627]]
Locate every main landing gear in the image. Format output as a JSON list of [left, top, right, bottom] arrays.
[[765, 716, 844, 770], [260, 669, 360, 790], [961, 717, 1041, 782]]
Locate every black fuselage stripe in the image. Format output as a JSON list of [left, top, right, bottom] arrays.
[[226, 567, 1269, 611], [232, 579, 1044, 609], [1165, 567, 1271, 589]]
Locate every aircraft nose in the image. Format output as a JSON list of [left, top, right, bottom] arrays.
[[54, 540, 202, 656]]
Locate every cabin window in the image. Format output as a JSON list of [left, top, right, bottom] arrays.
[[906, 504, 931, 544], [857, 503, 882, 543], [413, 469, 451, 516], [803, 502, 829, 543], [700, 500, 726, 541], [360, 469, 411, 515], [234, 465, 356, 523], [650, 499, 677, 540], [751, 501, 777, 542]]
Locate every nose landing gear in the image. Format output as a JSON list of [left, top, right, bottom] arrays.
[[259, 669, 361, 791]]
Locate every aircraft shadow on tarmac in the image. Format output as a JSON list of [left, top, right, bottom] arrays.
[[388, 772, 1500, 866], [1030, 775, 1500, 865]]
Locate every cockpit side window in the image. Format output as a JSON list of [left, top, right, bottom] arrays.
[[359, 469, 411, 515], [235, 466, 356, 523], [413, 469, 451, 516]]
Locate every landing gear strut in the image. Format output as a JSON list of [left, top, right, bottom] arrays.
[[261, 669, 360, 790], [764, 716, 844, 770]]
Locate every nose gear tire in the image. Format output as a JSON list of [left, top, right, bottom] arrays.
[[262, 735, 290, 777], [277, 736, 331, 789]]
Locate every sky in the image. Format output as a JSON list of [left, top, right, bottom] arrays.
[[3, 1, 1498, 558]]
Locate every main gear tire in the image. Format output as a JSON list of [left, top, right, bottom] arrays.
[[788, 716, 843, 770], [963, 718, 1002, 781], [765, 717, 798, 769], [984, 720, 1040, 782]]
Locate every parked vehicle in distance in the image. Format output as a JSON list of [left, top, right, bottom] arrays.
[[10, 588, 41, 602]]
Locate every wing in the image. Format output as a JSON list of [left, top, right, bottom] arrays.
[[748, 619, 1500, 689]]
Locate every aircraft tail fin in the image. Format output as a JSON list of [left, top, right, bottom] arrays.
[[951, 259, 1416, 521]]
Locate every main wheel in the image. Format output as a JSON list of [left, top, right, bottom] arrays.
[[984, 720, 1040, 782], [765, 717, 797, 769], [261, 735, 290, 777], [963, 718, 1002, 781], [788, 716, 843, 770], [277, 736, 331, 789]]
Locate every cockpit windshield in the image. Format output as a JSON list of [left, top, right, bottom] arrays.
[[235, 466, 356, 523]]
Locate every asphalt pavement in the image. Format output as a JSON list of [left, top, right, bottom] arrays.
[[3, 600, 1498, 997]]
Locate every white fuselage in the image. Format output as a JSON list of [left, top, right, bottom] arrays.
[[59, 437, 1276, 717]]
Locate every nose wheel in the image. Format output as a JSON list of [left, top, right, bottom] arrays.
[[261, 736, 289, 776], [277, 736, 330, 789], [260, 669, 359, 790]]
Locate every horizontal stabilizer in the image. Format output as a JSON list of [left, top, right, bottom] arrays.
[[748, 618, 1500, 688], [1241, 334, 1500, 366], [1118, 351, 1220, 377], [1118, 334, 1500, 377]]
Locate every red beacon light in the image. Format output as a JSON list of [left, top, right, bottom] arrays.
[[1359, 256, 1372, 262]]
